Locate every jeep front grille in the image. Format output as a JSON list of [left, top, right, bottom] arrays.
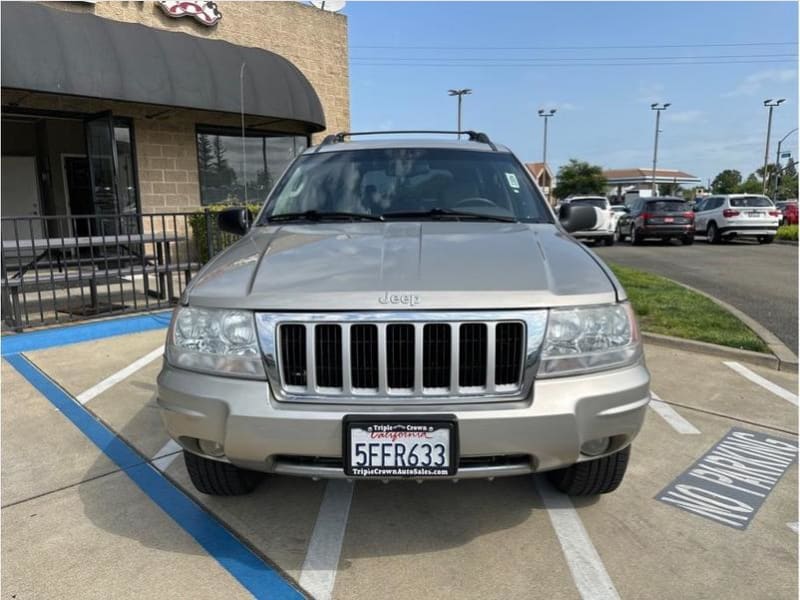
[[255, 311, 547, 404]]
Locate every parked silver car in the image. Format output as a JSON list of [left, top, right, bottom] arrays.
[[157, 132, 650, 497]]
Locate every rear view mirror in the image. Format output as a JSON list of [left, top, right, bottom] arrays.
[[217, 207, 253, 236], [559, 204, 597, 233]]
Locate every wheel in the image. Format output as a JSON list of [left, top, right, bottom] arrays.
[[547, 446, 631, 496], [630, 225, 642, 245], [184, 450, 263, 496], [758, 235, 775, 244], [706, 222, 721, 244], [603, 235, 615, 247], [681, 234, 694, 246], [614, 226, 625, 243]]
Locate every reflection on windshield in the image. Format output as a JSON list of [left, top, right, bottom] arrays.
[[647, 201, 688, 212], [730, 196, 773, 208], [258, 148, 552, 224]]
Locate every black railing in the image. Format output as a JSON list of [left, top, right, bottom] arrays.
[[1, 210, 240, 331]]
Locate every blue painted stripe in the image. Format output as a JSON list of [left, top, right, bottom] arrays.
[[5, 353, 304, 600], [1, 311, 173, 356]]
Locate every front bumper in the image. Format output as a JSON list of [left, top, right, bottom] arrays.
[[157, 359, 650, 479]]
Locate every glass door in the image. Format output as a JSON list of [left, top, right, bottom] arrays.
[[84, 111, 119, 236]]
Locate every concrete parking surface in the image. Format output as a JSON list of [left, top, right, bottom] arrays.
[[595, 240, 799, 354], [2, 317, 797, 599]]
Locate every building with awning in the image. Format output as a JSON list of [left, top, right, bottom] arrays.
[[1, 1, 349, 229], [603, 168, 701, 200]]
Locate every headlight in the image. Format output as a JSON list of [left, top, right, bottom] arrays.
[[166, 306, 265, 379], [538, 302, 641, 378]]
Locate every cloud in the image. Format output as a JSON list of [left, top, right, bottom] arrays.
[[665, 110, 704, 124], [722, 68, 797, 98]]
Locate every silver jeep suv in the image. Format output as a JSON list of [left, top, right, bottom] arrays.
[[157, 131, 650, 497]]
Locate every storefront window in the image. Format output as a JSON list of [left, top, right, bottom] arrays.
[[196, 128, 308, 205]]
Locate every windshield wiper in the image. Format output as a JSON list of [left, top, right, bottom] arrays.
[[382, 208, 516, 223], [267, 210, 384, 223]]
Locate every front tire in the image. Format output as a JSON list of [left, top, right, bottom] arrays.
[[547, 446, 631, 496], [184, 450, 264, 496], [681, 234, 694, 246]]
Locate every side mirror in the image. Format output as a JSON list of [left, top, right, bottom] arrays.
[[217, 207, 252, 236], [559, 204, 597, 233]]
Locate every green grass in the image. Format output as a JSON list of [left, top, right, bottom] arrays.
[[776, 225, 798, 241], [610, 264, 769, 353]]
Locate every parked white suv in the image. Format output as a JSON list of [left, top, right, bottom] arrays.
[[561, 196, 617, 246], [694, 194, 781, 244]]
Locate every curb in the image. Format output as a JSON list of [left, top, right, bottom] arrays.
[[642, 332, 781, 370], [664, 279, 798, 372]]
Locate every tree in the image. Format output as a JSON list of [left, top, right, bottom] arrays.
[[777, 161, 798, 200], [552, 159, 607, 199], [710, 169, 742, 194], [738, 173, 762, 194], [658, 183, 682, 196]]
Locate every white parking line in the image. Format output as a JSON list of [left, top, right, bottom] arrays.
[[75, 345, 164, 405], [724, 361, 798, 406], [299, 480, 355, 600], [535, 477, 620, 600], [649, 393, 701, 434], [151, 439, 183, 472], [788, 522, 799, 534]]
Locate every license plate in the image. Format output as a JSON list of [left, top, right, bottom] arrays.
[[748, 211, 764, 217], [664, 217, 674, 223], [343, 417, 458, 477]]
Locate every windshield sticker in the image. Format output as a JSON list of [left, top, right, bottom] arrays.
[[505, 172, 520, 191]]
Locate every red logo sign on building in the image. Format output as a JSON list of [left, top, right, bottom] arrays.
[[156, 1, 222, 26]]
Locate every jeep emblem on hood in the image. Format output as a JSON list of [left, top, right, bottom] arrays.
[[378, 292, 420, 307]]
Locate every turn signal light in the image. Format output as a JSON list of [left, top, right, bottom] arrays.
[[722, 209, 740, 217], [682, 211, 694, 220], [769, 210, 781, 217]]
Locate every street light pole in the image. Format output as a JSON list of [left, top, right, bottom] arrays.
[[650, 103, 670, 194], [762, 98, 785, 194], [448, 89, 472, 139], [538, 108, 556, 204], [772, 126, 796, 199]]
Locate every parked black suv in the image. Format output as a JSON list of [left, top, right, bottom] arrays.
[[616, 196, 695, 245]]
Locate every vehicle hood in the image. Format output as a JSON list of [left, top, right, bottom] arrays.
[[185, 222, 620, 311]]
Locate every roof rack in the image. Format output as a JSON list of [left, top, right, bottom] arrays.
[[314, 130, 497, 152]]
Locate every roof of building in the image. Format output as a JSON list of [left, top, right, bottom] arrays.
[[525, 162, 554, 179], [603, 168, 700, 184], [2, 2, 326, 132]]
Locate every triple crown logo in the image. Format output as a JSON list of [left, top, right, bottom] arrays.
[[156, 1, 222, 27]]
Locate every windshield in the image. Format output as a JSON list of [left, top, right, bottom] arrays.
[[730, 196, 773, 208], [646, 200, 688, 212], [569, 198, 608, 209], [258, 148, 552, 223]]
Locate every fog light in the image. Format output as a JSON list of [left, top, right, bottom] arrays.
[[581, 437, 610, 457], [198, 439, 225, 457]]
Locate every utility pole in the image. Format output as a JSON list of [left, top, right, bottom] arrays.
[[538, 108, 556, 204], [448, 89, 472, 139], [772, 126, 796, 199], [762, 99, 785, 194], [650, 103, 670, 194]]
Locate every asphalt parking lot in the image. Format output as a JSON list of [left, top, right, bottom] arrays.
[[595, 239, 799, 354], [2, 315, 798, 600]]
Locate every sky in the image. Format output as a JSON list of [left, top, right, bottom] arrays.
[[343, 1, 799, 185]]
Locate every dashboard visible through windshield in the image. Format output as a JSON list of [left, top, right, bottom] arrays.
[[258, 148, 552, 224]]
